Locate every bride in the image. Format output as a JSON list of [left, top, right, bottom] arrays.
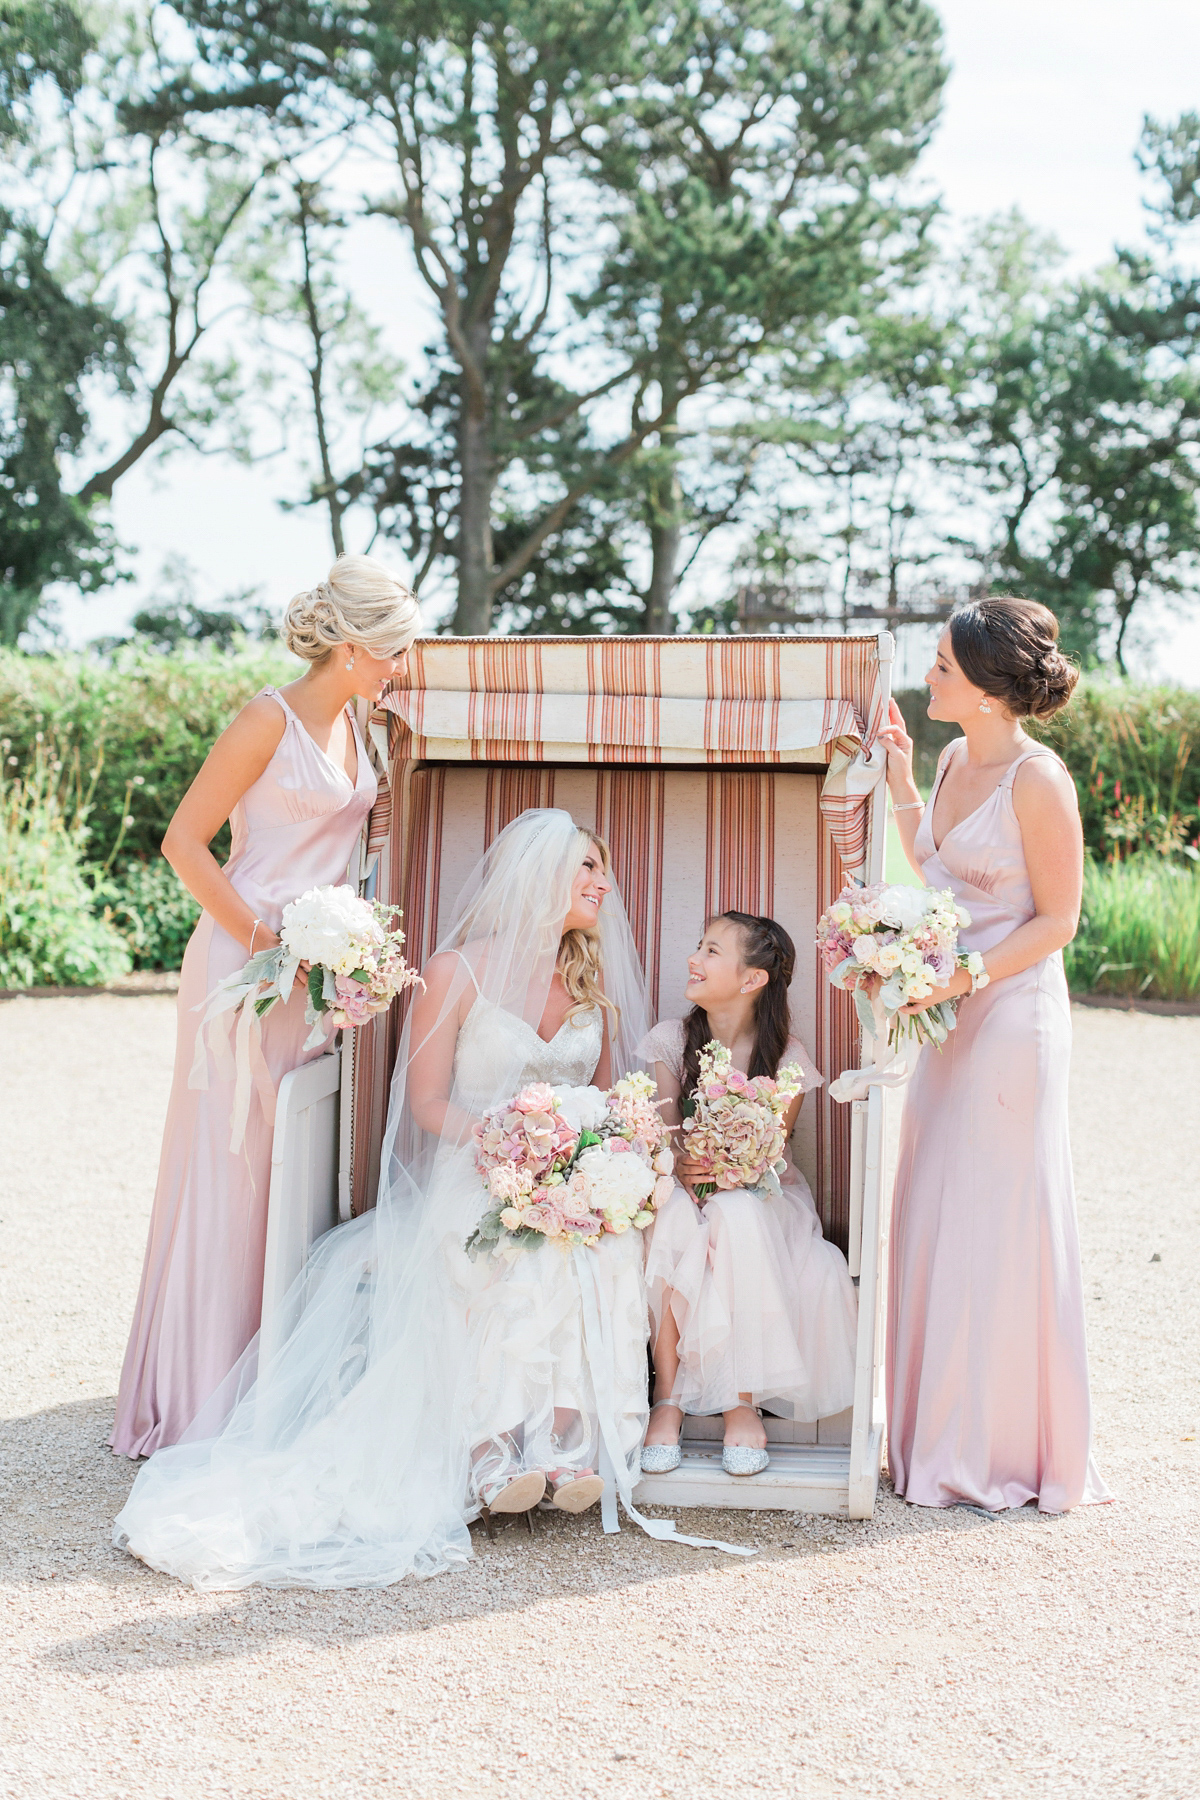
[[113, 809, 658, 1589]]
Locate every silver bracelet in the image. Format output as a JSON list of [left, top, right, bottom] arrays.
[[891, 800, 925, 813]]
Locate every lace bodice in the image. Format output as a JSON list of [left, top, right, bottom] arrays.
[[453, 997, 604, 1110]]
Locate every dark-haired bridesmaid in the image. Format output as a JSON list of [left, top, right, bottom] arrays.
[[638, 912, 858, 1477], [879, 596, 1111, 1514]]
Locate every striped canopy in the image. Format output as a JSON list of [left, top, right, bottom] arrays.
[[366, 634, 889, 879]]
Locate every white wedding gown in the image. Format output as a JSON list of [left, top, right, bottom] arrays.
[[113, 996, 649, 1590]]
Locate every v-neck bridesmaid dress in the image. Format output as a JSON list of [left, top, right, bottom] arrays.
[[886, 739, 1111, 1513], [110, 688, 376, 1457]]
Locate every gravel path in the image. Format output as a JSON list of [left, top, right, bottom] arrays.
[[1, 995, 1197, 1800]]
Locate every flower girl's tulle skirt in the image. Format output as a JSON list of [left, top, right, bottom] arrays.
[[645, 1169, 858, 1422]]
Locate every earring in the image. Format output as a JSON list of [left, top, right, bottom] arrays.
[[978, 698, 992, 713], [346, 657, 355, 672]]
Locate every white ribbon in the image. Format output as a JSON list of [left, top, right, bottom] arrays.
[[188, 947, 306, 1153], [571, 1247, 756, 1557], [827, 989, 914, 1104]]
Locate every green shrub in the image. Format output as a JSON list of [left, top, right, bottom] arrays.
[[0, 744, 132, 989], [1065, 855, 1200, 1001], [895, 679, 1199, 862], [1033, 681, 1200, 861], [102, 857, 202, 970], [0, 643, 294, 867]]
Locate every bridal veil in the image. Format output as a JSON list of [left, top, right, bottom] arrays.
[[113, 809, 652, 1589]]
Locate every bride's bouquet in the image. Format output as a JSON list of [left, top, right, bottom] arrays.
[[680, 1040, 804, 1201], [466, 1071, 675, 1261], [201, 883, 422, 1055], [816, 880, 984, 1048]]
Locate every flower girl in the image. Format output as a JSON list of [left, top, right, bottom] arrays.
[[639, 912, 858, 1476]]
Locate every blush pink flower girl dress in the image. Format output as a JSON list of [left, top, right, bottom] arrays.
[[887, 741, 1111, 1513], [109, 688, 376, 1458], [639, 1021, 858, 1423]]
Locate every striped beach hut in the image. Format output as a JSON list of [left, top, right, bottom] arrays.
[[262, 633, 896, 1519]]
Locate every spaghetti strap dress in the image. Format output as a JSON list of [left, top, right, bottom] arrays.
[[109, 688, 376, 1458], [887, 740, 1111, 1512]]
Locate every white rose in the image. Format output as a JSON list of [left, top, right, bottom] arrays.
[[853, 936, 880, 967], [875, 944, 902, 975], [900, 951, 923, 975]]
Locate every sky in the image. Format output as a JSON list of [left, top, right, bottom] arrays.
[[54, 0, 1200, 682]]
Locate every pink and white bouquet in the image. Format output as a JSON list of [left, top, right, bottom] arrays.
[[816, 880, 984, 1048], [201, 883, 422, 1055], [466, 1071, 675, 1261], [680, 1040, 804, 1201]]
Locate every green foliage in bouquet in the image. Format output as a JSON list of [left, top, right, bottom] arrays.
[[0, 644, 294, 867], [0, 740, 131, 988]]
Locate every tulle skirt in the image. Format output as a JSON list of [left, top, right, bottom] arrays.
[[113, 1145, 650, 1591], [465, 1228, 649, 1495], [645, 1171, 858, 1421]]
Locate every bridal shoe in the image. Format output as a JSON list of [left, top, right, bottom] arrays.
[[640, 1400, 683, 1474], [478, 1470, 546, 1514], [547, 1470, 605, 1514]]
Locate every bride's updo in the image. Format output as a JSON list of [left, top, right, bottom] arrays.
[[948, 598, 1078, 719], [283, 554, 420, 662]]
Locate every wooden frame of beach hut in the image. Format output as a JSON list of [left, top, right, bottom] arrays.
[[261, 632, 895, 1518]]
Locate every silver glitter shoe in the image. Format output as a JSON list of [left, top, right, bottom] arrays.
[[722, 1444, 769, 1476], [640, 1400, 683, 1474]]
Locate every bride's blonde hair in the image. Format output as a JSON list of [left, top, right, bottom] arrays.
[[559, 829, 619, 1035]]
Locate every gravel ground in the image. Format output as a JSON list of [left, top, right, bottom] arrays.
[[1, 994, 1197, 1800]]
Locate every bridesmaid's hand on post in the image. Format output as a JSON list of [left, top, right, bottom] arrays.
[[876, 698, 926, 878]]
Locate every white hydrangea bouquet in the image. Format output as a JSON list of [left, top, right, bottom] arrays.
[[191, 885, 421, 1151], [816, 879, 984, 1050], [466, 1072, 675, 1262]]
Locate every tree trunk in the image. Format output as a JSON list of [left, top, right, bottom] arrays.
[[643, 405, 682, 634], [452, 335, 496, 635]]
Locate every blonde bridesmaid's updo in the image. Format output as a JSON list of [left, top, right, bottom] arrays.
[[283, 555, 421, 664]]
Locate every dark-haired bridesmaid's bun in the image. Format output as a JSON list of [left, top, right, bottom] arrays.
[[948, 598, 1079, 720]]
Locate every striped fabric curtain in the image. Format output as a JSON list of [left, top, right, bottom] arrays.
[[351, 634, 890, 1249]]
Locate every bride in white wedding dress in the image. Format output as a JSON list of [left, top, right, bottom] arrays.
[[113, 809, 665, 1590]]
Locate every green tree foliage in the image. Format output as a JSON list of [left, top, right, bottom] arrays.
[[144, 0, 946, 635], [0, 1, 132, 643]]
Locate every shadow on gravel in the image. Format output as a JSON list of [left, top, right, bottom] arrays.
[[7, 1395, 1068, 1678]]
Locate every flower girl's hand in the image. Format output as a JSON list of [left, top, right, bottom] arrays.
[[899, 967, 971, 1014], [674, 1153, 712, 1204]]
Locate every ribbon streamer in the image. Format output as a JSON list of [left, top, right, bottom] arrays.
[[571, 1247, 756, 1557], [188, 948, 304, 1153], [827, 990, 914, 1104]]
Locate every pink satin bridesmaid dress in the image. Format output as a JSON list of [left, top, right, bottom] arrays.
[[110, 688, 376, 1457], [887, 740, 1111, 1513]]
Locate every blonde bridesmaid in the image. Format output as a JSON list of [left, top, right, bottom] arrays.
[[110, 555, 420, 1457], [878, 597, 1110, 1513]]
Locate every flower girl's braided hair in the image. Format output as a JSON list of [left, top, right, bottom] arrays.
[[283, 555, 420, 663], [680, 912, 796, 1099]]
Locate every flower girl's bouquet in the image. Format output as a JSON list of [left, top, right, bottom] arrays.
[[679, 1041, 804, 1202], [466, 1072, 675, 1261], [816, 880, 984, 1050]]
